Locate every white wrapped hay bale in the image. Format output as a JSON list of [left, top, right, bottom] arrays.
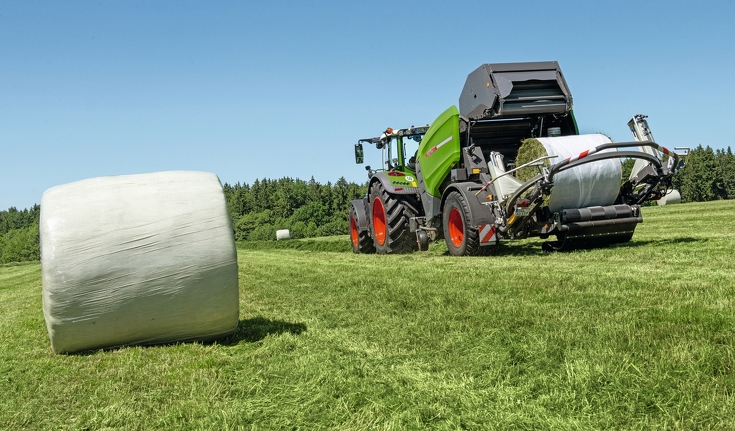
[[276, 229, 290, 240], [657, 189, 682, 206], [40, 171, 239, 354], [518, 134, 622, 212]]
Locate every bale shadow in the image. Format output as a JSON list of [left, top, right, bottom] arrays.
[[64, 317, 307, 355], [217, 317, 307, 345]]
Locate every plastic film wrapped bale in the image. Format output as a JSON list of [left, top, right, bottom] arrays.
[[516, 134, 621, 212], [40, 171, 239, 354], [657, 189, 682, 206], [515, 138, 552, 206], [515, 138, 551, 183]]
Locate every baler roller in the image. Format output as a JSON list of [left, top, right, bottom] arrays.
[[561, 205, 634, 223]]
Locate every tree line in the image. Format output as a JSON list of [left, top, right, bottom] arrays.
[[223, 176, 367, 241], [0, 205, 41, 264], [672, 145, 735, 202], [0, 178, 368, 264], [1, 145, 733, 263]]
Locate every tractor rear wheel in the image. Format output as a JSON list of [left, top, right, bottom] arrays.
[[349, 204, 375, 254], [442, 191, 483, 256], [369, 181, 418, 254]]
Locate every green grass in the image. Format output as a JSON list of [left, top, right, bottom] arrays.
[[237, 236, 352, 252], [1, 200, 735, 429]]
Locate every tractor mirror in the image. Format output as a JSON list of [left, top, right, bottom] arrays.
[[354, 143, 364, 164]]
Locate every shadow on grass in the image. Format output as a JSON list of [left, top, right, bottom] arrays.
[[66, 317, 307, 355], [441, 241, 547, 257], [625, 237, 706, 247], [217, 317, 307, 345], [440, 236, 705, 257]]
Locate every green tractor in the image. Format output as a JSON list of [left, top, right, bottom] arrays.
[[350, 61, 683, 255], [349, 125, 429, 254]]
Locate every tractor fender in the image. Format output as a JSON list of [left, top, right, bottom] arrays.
[[441, 182, 495, 228], [350, 198, 370, 233], [370, 172, 421, 196]]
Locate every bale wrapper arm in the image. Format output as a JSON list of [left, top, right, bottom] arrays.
[[492, 140, 684, 250]]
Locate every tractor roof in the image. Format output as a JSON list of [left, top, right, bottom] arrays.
[[358, 125, 430, 145]]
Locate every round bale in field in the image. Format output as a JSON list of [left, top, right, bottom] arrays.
[[40, 171, 239, 354], [514, 134, 622, 212], [657, 189, 682, 206]]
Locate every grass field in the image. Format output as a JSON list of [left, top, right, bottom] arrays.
[[1, 200, 734, 430]]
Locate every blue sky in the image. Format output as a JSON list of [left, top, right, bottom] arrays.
[[2, 1, 734, 210]]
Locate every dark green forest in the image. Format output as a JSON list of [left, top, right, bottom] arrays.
[[2, 145, 734, 264], [223, 177, 367, 241]]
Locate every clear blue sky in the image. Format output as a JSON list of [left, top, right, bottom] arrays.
[[2, 1, 734, 210]]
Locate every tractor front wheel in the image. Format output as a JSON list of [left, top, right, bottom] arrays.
[[369, 182, 418, 254], [442, 191, 483, 256], [350, 204, 375, 254]]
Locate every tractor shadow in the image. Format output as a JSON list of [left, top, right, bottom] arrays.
[[218, 317, 307, 345], [440, 241, 548, 257]]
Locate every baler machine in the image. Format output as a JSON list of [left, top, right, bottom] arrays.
[[350, 62, 684, 255]]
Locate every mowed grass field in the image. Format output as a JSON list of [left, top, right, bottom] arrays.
[[1, 201, 734, 430]]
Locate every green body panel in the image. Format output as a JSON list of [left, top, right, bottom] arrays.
[[569, 109, 580, 134], [383, 169, 419, 189], [416, 106, 461, 197]]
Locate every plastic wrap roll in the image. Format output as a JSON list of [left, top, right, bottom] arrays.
[[40, 171, 239, 354], [536, 134, 621, 212]]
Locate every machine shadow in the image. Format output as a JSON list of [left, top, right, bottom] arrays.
[[440, 236, 705, 257], [217, 317, 307, 345], [442, 241, 547, 257], [623, 237, 705, 247]]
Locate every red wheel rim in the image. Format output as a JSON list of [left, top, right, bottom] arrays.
[[448, 207, 464, 248], [350, 216, 359, 247], [372, 197, 387, 246]]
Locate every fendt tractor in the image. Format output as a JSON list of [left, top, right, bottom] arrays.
[[349, 61, 684, 255]]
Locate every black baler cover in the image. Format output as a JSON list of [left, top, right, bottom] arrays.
[[459, 61, 573, 121]]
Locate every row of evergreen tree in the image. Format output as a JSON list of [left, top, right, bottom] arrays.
[[223, 177, 367, 241], [0, 205, 41, 264], [1, 145, 733, 263], [671, 145, 735, 202]]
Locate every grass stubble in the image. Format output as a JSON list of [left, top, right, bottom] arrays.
[[0, 200, 734, 429]]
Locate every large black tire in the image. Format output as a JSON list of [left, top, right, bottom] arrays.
[[369, 181, 419, 254], [442, 191, 483, 256], [349, 204, 375, 254]]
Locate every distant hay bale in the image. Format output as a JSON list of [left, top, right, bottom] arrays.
[[276, 229, 291, 240], [657, 189, 682, 206]]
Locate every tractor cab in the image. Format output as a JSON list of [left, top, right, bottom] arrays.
[[354, 126, 429, 178]]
